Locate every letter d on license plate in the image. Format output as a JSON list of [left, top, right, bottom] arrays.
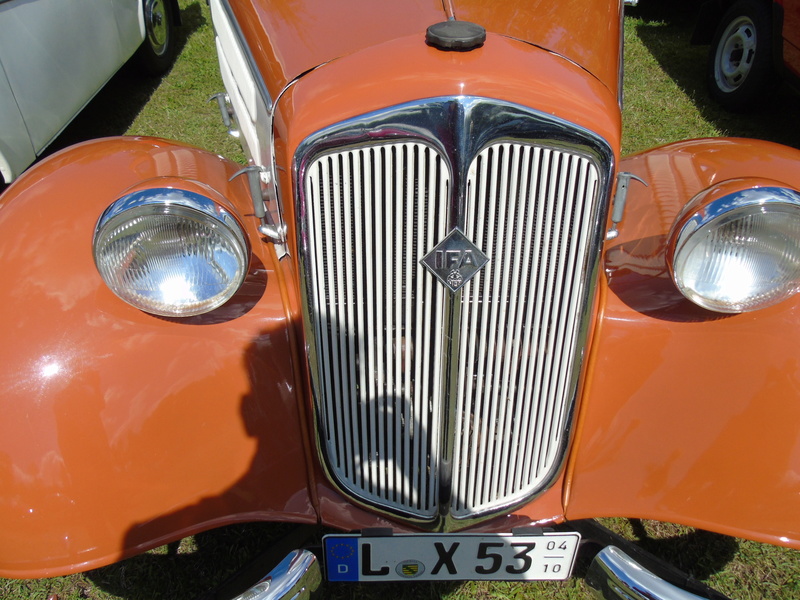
[[323, 532, 580, 582]]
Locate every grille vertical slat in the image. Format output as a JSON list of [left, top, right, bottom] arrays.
[[496, 145, 530, 499], [302, 129, 602, 522], [413, 147, 425, 508], [359, 149, 377, 494], [371, 151, 385, 498], [382, 148, 397, 501], [507, 145, 537, 497], [523, 147, 556, 488], [509, 147, 544, 495]]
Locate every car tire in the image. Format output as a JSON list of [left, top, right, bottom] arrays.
[[135, 0, 177, 75], [707, 0, 774, 111]]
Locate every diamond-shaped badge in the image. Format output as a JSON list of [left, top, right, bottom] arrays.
[[420, 229, 489, 292]]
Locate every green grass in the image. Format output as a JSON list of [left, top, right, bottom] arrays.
[[122, 1, 244, 161], [621, 2, 800, 154], [3, 1, 800, 599]]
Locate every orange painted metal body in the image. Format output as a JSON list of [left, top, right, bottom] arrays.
[[0, 139, 317, 577], [265, 10, 622, 537], [566, 138, 800, 549], [272, 32, 623, 259], [2, 0, 800, 583], [229, 0, 622, 100]]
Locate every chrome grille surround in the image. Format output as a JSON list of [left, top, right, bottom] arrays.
[[295, 97, 613, 530]]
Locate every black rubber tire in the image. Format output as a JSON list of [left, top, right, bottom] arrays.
[[134, 0, 177, 75], [707, 0, 775, 111]]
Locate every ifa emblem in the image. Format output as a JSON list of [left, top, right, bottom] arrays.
[[420, 229, 489, 292]]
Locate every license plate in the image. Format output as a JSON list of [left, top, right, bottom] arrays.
[[323, 531, 580, 582]]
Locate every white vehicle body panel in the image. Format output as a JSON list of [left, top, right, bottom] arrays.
[[0, 0, 144, 183], [0, 61, 34, 184]]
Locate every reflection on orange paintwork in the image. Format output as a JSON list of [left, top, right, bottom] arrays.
[[605, 234, 732, 321], [0, 138, 316, 578], [230, 0, 447, 99], [452, 0, 622, 94], [566, 138, 800, 550], [230, 0, 621, 101]]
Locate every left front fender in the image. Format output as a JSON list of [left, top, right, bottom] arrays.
[[0, 138, 315, 578]]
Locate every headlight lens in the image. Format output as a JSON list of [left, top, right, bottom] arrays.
[[94, 188, 249, 317], [671, 185, 800, 313]]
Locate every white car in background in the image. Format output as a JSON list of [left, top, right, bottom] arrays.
[[0, 0, 178, 185]]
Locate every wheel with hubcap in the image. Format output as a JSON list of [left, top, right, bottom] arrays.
[[707, 0, 774, 111], [135, 0, 177, 75]]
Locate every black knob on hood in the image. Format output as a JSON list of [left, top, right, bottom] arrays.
[[426, 20, 486, 51]]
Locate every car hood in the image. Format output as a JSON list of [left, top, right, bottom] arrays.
[[231, 0, 621, 98], [453, 0, 621, 91]]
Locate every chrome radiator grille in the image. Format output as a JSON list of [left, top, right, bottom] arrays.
[[452, 143, 600, 516], [298, 98, 608, 526], [303, 141, 450, 517]]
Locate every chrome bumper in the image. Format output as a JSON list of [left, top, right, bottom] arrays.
[[228, 549, 321, 600], [216, 522, 730, 600], [586, 546, 721, 600]]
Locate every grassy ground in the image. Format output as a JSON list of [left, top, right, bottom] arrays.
[[621, 2, 800, 154], [3, 1, 800, 599]]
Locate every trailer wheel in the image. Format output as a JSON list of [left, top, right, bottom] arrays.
[[707, 0, 774, 110]]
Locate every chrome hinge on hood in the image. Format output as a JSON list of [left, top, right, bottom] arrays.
[[607, 171, 648, 240], [230, 166, 288, 251]]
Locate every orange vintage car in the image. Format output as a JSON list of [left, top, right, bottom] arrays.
[[1, 0, 800, 599]]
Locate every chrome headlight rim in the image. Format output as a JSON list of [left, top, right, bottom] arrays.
[[674, 185, 800, 241], [95, 187, 247, 235], [94, 187, 250, 318], [669, 182, 800, 314]]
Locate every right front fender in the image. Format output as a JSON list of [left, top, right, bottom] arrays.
[[565, 138, 800, 549], [0, 137, 316, 578]]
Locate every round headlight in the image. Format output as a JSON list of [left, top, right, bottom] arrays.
[[94, 188, 249, 317], [670, 185, 800, 313]]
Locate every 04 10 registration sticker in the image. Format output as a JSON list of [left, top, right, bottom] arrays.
[[323, 532, 580, 582]]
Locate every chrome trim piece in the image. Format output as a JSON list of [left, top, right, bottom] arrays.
[[210, 91, 241, 138], [607, 171, 648, 239], [677, 186, 800, 243], [296, 97, 613, 530], [95, 187, 244, 237], [420, 228, 490, 292], [671, 185, 800, 313], [586, 546, 710, 600], [230, 550, 321, 600], [210, 0, 287, 256]]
